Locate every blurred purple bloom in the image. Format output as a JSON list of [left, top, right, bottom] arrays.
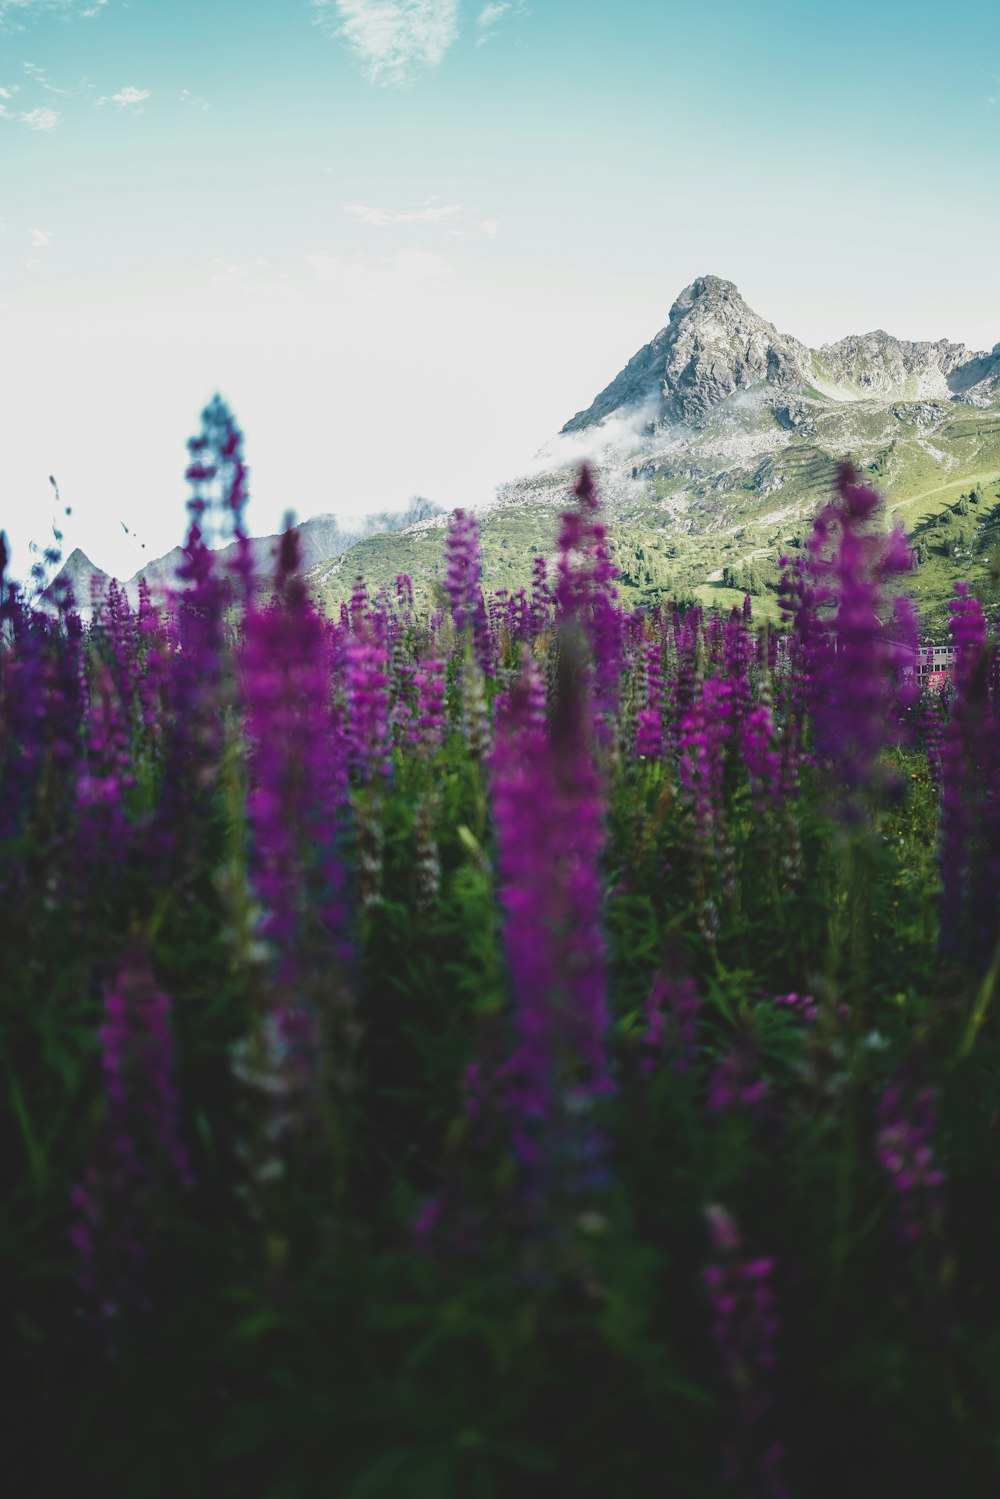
[[642, 972, 701, 1074], [703, 1205, 789, 1498], [938, 586, 999, 962], [780, 463, 917, 818], [876, 1081, 945, 1248], [487, 635, 614, 1206], [445, 509, 493, 676]]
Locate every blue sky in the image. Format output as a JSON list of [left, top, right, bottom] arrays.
[[2, 0, 999, 578]]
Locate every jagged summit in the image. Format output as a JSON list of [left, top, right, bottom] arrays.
[[561, 275, 1000, 435], [41, 548, 110, 611], [814, 330, 999, 402], [561, 273, 810, 433]]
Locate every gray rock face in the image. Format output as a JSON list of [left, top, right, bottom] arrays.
[[562, 275, 812, 432], [815, 331, 977, 399], [562, 274, 1000, 434], [41, 547, 110, 613]]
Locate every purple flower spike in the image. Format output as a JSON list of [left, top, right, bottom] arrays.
[[779, 462, 917, 818], [241, 576, 352, 972], [98, 954, 193, 1189], [635, 634, 665, 761], [344, 633, 393, 784], [487, 633, 614, 1209], [69, 952, 192, 1340], [938, 585, 999, 962], [642, 972, 701, 1074], [445, 509, 493, 675], [555, 466, 622, 736], [703, 1205, 789, 1498], [875, 1080, 945, 1248]]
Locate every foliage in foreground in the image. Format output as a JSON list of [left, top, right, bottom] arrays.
[[2, 402, 1000, 1498]]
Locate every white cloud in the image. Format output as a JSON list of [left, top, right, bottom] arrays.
[[96, 84, 149, 109], [344, 198, 461, 224], [23, 61, 69, 94], [29, 226, 51, 247], [475, 0, 524, 46], [479, 218, 499, 235], [179, 87, 209, 112], [0, 86, 17, 98], [314, 0, 459, 85], [19, 105, 60, 129]]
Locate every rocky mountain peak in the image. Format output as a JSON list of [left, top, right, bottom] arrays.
[[812, 329, 983, 400], [40, 547, 111, 617], [666, 274, 758, 330], [561, 273, 810, 434], [560, 276, 1000, 437]]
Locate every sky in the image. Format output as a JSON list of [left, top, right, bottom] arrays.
[[1, 0, 999, 581]]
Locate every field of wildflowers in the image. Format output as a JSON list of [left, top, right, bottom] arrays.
[[3, 399, 1000, 1498]]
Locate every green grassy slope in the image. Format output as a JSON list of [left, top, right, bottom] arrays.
[[307, 403, 1000, 633]]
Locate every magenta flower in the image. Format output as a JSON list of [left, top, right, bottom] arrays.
[[444, 508, 493, 675], [641, 971, 701, 1074], [780, 463, 917, 818], [241, 570, 351, 970], [343, 632, 392, 783], [703, 1205, 789, 1498], [937, 585, 999, 962], [530, 553, 551, 637], [635, 633, 666, 760], [70, 952, 191, 1339], [555, 466, 622, 735], [486, 637, 614, 1207], [875, 1081, 945, 1248]]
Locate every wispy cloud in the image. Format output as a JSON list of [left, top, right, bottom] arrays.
[[0, 0, 108, 30], [29, 225, 51, 247], [19, 104, 60, 129], [23, 61, 70, 95], [314, 0, 459, 86], [479, 218, 499, 236], [94, 84, 150, 109], [475, 0, 524, 47], [476, 2, 508, 26], [344, 197, 461, 225], [179, 87, 209, 112]]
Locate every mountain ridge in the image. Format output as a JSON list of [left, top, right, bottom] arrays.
[[561, 274, 1000, 435]]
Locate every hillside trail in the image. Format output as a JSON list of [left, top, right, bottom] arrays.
[[885, 470, 1000, 521], [705, 468, 1000, 584]]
